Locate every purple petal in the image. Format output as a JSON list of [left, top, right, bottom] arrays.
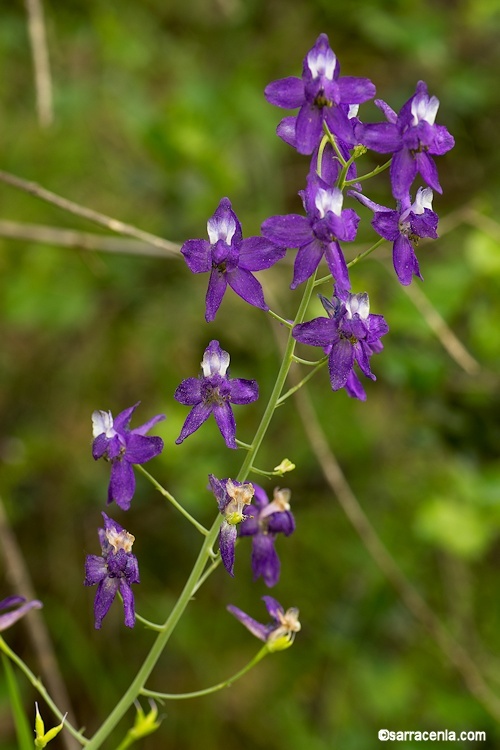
[[92, 433, 109, 460], [337, 76, 376, 105], [393, 234, 421, 285], [0, 599, 43, 632], [375, 98, 398, 123], [219, 521, 237, 576], [293, 316, 335, 348], [84, 554, 108, 586], [181, 238, 212, 273], [109, 460, 136, 511], [209, 474, 229, 513], [131, 413, 166, 436], [324, 241, 351, 291], [175, 403, 212, 444], [262, 595, 285, 620], [344, 370, 367, 401], [267, 510, 295, 536], [429, 124, 455, 156], [226, 604, 269, 641], [291, 238, 325, 289], [295, 103, 324, 155], [212, 402, 237, 449], [174, 377, 202, 406], [328, 338, 355, 390], [229, 378, 259, 405], [113, 403, 140, 433], [251, 533, 281, 587], [93, 577, 119, 629], [390, 148, 417, 201], [238, 236, 286, 271], [205, 268, 228, 322], [227, 268, 268, 311], [372, 210, 400, 241], [238, 511, 260, 536], [359, 122, 401, 153], [125, 434, 164, 464], [0, 596, 25, 610], [119, 580, 136, 628], [349, 190, 389, 214], [264, 76, 305, 108], [324, 106, 357, 146], [261, 214, 312, 247], [415, 151, 442, 194], [276, 116, 297, 148]]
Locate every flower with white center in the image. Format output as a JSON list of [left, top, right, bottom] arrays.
[[175, 341, 259, 450]]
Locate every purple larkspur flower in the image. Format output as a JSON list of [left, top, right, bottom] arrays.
[[265, 33, 375, 155], [227, 596, 301, 651], [351, 187, 438, 285], [181, 198, 285, 322], [92, 403, 165, 511], [84, 513, 140, 629], [209, 474, 255, 576], [292, 289, 389, 400], [262, 173, 359, 291], [239, 484, 295, 587], [0, 596, 42, 631], [175, 340, 259, 449], [358, 81, 455, 200]]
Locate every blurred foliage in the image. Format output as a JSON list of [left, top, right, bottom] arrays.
[[0, 0, 499, 748]]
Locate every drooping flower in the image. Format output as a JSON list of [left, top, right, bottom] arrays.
[[265, 33, 375, 155], [92, 403, 165, 511], [227, 596, 301, 652], [262, 173, 359, 291], [358, 80, 455, 200], [351, 186, 438, 285], [180, 198, 286, 322], [209, 474, 255, 576], [174, 340, 259, 449], [84, 513, 140, 629], [0, 596, 42, 631], [292, 288, 389, 400], [238, 484, 295, 587]]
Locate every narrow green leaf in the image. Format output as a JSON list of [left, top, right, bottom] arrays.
[[1, 654, 33, 750]]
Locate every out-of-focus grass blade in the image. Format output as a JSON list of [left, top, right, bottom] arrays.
[[1, 653, 33, 750]]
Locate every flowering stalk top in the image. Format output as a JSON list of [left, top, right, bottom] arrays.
[[181, 197, 285, 322], [84, 513, 140, 629], [0, 595, 42, 631], [239, 484, 295, 587], [292, 288, 389, 400], [174, 340, 259, 449], [227, 596, 301, 652], [358, 80, 454, 199], [265, 33, 375, 155], [209, 474, 255, 576], [92, 403, 165, 511]]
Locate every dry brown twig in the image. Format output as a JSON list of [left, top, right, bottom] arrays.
[[24, 0, 53, 127]]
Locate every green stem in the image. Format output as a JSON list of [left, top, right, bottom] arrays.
[[347, 237, 386, 268], [267, 309, 293, 328], [276, 357, 328, 406], [135, 465, 209, 536], [84, 274, 317, 749], [344, 158, 392, 186], [0, 636, 88, 746], [140, 646, 268, 701]]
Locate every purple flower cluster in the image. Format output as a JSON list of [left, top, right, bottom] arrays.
[[84, 33, 453, 640]]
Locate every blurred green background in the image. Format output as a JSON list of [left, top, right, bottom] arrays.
[[1, 0, 500, 748]]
